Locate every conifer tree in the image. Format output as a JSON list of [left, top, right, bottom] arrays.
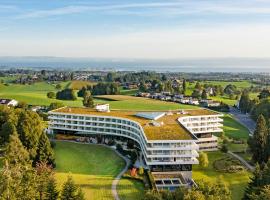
[[201, 89, 208, 99], [45, 177, 59, 200], [17, 110, 44, 160], [249, 115, 269, 164], [35, 132, 55, 166], [61, 175, 78, 200]]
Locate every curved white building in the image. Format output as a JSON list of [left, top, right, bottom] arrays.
[[48, 106, 223, 190]]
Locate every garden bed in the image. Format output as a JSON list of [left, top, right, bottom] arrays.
[[213, 155, 245, 173]]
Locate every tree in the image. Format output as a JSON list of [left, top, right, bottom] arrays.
[[239, 91, 250, 113], [195, 82, 202, 90], [82, 91, 94, 108], [182, 79, 186, 93], [60, 175, 84, 200], [35, 132, 55, 167], [17, 110, 44, 161], [201, 89, 207, 99], [0, 133, 37, 200], [192, 89, 201, 98], [45, 177, 59, 200], [49, 102, 65, 111], [36, 162, 53, 200], [77, 86, 87, 97], [244, 164, 263, 199], [0, 121, 16, 144], [106, 72, 116, 82], [5, 132, 31, 167], [198, 152, 209, 168], [184, 190, 205, 200], [139, 81, 147, 92], [248, 115, 269, 164], [138, 167, 144, 175], [47, 92, 56, 99], [56, 83, 62, 90], [258, 89, 270, 100], [221, 144, 228, 153], [56, 89, 77, 101]]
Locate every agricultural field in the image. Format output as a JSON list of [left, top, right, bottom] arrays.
[[193, 151, 250, 200], [0, 81, 198, 110], [55, 141, 144, 200], [94, 95, 198, 110], [0, 81, 84, 106], [67, 80, 96, 90]]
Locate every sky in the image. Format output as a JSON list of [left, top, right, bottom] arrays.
[[0, 0, 270, 59]]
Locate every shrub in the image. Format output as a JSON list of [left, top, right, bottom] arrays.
[[138, 167, 144, 175], [221, 144, 228, 153], [47, 91, 56, 99], [116, 144, 123, 152]]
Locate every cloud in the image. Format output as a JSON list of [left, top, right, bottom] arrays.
[[16, 1, 270, 19]]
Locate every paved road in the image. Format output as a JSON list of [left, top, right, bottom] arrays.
[[228, 151, 254, 171], [229, 107, 256, 134], [112, 151, 130, 200]]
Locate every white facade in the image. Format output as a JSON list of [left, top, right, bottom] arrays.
[[48, 108, 223, 188], [178, 114, 223, 151]]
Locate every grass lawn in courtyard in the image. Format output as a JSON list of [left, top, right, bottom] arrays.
[[193, 151, 250, 200], [55, 141, 144, 200]]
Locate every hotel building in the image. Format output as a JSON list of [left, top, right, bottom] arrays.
[[48, 105, 223, 190]]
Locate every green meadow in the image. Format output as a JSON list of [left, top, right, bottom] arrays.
[[55, 141, 144, 200]]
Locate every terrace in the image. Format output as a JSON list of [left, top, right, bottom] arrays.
[[51, 107, 219, 141]]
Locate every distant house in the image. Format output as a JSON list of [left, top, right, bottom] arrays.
[[200, 99, 221, 107], [0, 99, 18, 107]]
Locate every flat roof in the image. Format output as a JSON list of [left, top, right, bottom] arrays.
[[50, 107, 220, 141]]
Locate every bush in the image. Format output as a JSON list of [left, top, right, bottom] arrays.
[[221, 144, 228, 153], [116, 144, 123, 152], [107, 140, 116, 146], [138, 167, 144, 175], [47, 91, 56, 99]]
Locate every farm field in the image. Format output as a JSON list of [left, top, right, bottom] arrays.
[[55, 141, 144, 200], [0, 81, 84, 106], [0, 81, 198, 110], [94, 95, 198, 110], [193, 151, 250, 200], [67, 80, 96, 90]]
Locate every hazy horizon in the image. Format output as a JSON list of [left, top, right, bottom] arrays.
[[1, 56, 270, 73]]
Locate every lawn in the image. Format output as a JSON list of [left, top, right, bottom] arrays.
[[193, 151, 250, 200], [117, 178, 145, 200], [94, 95, 198, 110], [55, 141, 144, 200], [223, 114, 250, 140]]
